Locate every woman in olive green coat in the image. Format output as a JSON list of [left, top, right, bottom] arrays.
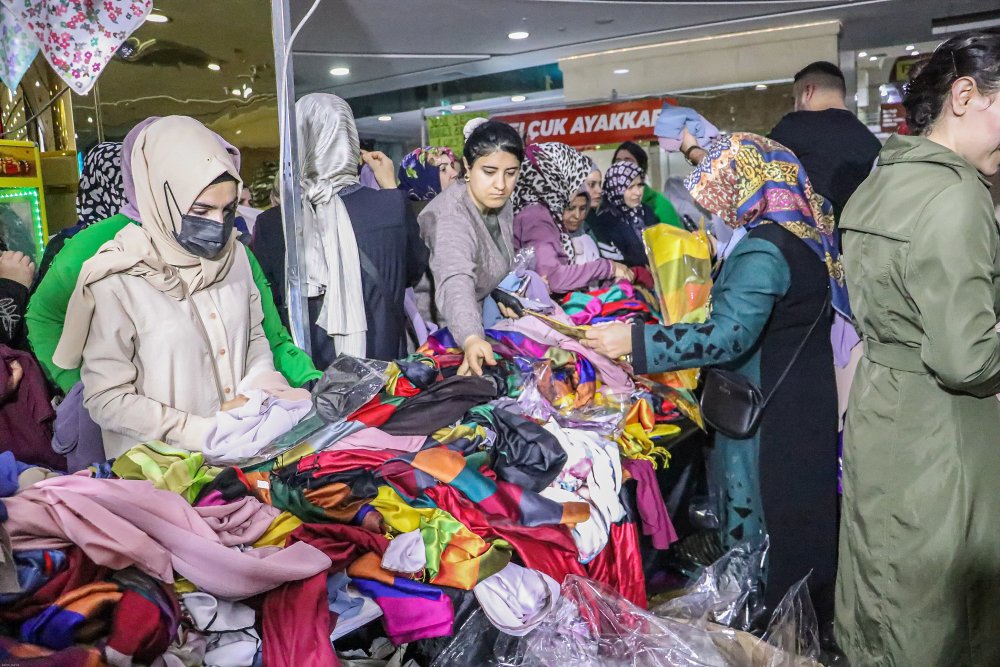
[[836, 32, 1000, 666]]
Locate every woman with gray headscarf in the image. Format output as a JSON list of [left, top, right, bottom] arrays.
[[260, 93, 427, 366]]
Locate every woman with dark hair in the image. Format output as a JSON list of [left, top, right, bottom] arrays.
[[584, 133, 843, 634], [418, 120, 524, 376], [836, 30, 1000, 665], [612, 140, 681, 227], [52, 116, 284, 458], [512, 142, 630, 294], [588, 161, 657, 267]]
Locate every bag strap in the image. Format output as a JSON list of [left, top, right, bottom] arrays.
[[760, 288, 831, 409]]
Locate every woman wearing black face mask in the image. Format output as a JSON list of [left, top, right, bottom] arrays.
[[52, 116, 284, 459]]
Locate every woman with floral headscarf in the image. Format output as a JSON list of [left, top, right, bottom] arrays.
[[584, 133, 845, 629], [397, 146, 459, 214], [512, 143, 631, 294], [588, 160, 658, 267]]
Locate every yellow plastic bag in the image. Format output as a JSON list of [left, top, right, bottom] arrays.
[[642, 224, 713, 390]]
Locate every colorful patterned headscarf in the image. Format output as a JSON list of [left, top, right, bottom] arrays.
[[511, 142, 592, 220], [684, 132, 849, 317], [603, 160, 646, 237], [397, 146, 458, 201], [76, 142, 124, 226]]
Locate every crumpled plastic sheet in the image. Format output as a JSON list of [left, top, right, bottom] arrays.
[[436, 542, 820, 667], [313, 355, 390, 424]]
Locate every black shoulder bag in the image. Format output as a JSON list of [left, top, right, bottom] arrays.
[[699, 290, 830, 439]]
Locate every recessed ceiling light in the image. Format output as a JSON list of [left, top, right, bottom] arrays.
[[87, 116, 93, 123], [508, 31, 529, 40], [906, 44, 915, 51], [330, 67, 350, 77], [451, 104, 467, 111], [207, 63, 221, 71], [858, 51, 868, 58], [911, 50, 920, 56], [614, 68, 630, 74], [235, 130, 242, 135], [232, 89, 242, 96], [34, 81, 39, 87], [511, 95, 527, 102], [243, 87, 253, 99], [755, 84, 768, 91], [378, 115, 392, 122], [869, 56, 878, 62], [145, 12, 169, 23]]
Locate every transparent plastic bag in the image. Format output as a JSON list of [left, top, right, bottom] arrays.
[[511, 362, 630, 437], [312, 355, 390, 424], [512, 246, 537, 273]]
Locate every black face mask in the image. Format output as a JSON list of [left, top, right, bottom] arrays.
[[165, 181, 236, 259], [174, 209, 235, 259]]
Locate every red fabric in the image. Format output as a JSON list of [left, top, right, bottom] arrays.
[[287, 523, 389, 567], [108, 588, 176, 663], [586, 522, 647, 608], [631, 267, 655, 290], [263, 573, 337, 667], [425, 484, 586, 584], [297, 450, 398, 477], [0, 548, 109, 623], [346, 398, 398, 428], [0, 345, 61, 470]]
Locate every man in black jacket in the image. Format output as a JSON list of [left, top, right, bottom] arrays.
[[770, 62, 882, 218]]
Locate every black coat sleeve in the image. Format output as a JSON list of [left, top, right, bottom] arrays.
[[405, 200, 430, 288], [0, 277, 29, 349]]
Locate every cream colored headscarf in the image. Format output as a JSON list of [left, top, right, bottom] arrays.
[[296, 93, 367, 357], [54, 116, 243, 369]]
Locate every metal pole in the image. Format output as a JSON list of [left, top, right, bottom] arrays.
[[420, 107, 428, 146], [271, 0, 311, 355]]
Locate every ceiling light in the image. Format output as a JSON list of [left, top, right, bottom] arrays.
[[858, 51, 868, 58], [34, 81, 39, 87], [508, 31, 529, 40], [243, 87, 252, 99], [511, 95, 527, 102], [755, 84, 768, 91], [451, 104, 467, 111], [87, 116, 93, 123], [207, 63, 220, 71], [378, 115, 392, 122], [235, 130, 242, 135], [330, 67, 350, 76], [869, 56, 878, 61], [906, 44, 915, 50], [145, 12, 169, 23], [614, 68, 630, 74], [232, 89, 241, 96], [911, 50, 920, 56]]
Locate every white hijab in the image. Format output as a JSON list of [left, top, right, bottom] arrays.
[[296, 93, 367, 357]]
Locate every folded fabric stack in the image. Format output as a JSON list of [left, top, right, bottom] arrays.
[[0, 319, 685, 666]]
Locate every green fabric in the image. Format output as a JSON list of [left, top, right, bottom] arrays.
[[642, 185, 682, 229], [836, 134, 1000, 666], [27, 215, 320, 393], [111, 442, 220, 504], [636, 237, 790, 558]]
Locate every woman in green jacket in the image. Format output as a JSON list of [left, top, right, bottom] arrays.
[[836, 32, 1000, 666], [27, 119, 320, 393]]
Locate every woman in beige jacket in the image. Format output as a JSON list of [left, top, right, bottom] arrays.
[[54, 116, 278, 458]]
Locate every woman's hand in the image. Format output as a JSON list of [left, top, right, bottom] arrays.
[[497, 302, 522, 320], [0, 251, 35, 288], [612, 262, 634, 282], [3, 359, 22, 398], [458, 335, 497, 376], [361, 150, 398, 190], [582, 322, 634, 359], [680, 128, 707, 165], [221, 395, 250, 411]]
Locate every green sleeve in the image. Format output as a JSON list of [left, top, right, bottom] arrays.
[[244, 246, 322, 387], [26, 215, 132, 393], [643, 186, 683, 229], [633, 237, 790, 374]]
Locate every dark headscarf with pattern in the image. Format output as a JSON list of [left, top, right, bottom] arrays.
[[76, 142, 124, 226], [602, 160, 646, 238], [397, 146, 458, 201]]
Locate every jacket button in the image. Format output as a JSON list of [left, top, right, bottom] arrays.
[[224, 387, 232, 395], [210, 312, 218, 320], [219, 349, 226, 356]]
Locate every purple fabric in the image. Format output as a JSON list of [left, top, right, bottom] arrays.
[[351, 577, 454, 644], [195, 490, 227, 507], [831, 312, 861, 368], [405, 287, 437, 346], [120, 117, 243, 222], [0, 346, 62, 471], [359, 164, 381, 190], [491, 316, 634, 393], [622, 458, 677, 550], [513, 203, 614, 294], [334, 428, 426, 453], [51, 382, 104, 473]]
